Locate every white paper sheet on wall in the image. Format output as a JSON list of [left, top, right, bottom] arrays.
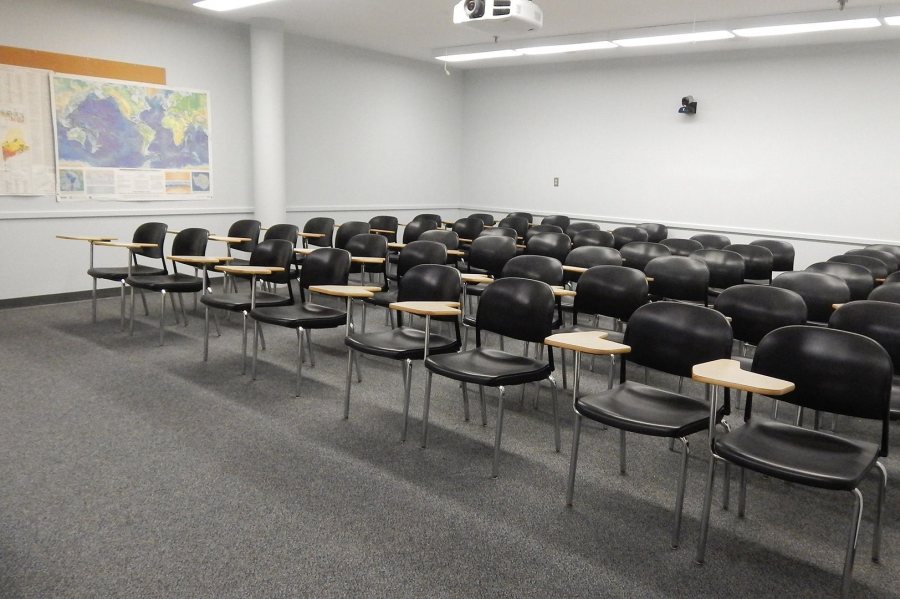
[[0, 65, 55, 196]]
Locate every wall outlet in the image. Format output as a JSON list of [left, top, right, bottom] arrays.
[[553, 177, 559, 187]]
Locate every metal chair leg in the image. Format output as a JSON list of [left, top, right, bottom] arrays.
[[120, 281, 126, 330], [619, 430, 627, 475], [203, 305, 210, 361], [159, 290, 167, 346], [295, 327, 304, 397], [478, 385, 487, 426], [841, 489, 864, 598], [672, 437, 690, 548], [305, 328, 315, 367], [241, 311, 248, 375], [566, 414, 583, 506], [549, 376, 560, 452], [139, 288, 149, 315], [561, 350, 568, 390], [738, 468, 748, 518], [461, 382, 470, 422], [695, 454, 721, 564], [169, 291, 179, 325], [251, 320, 261, 380], [343, 349, 354, 420], [872, 461, 887, 562], [400, 360, 413, 442], [92, 278, 98, 323], [421, 370, 434, 448], [129, 285, 136, 336], [179, 293, 188, 326], [258, 323, 267, 351], [212, 308, 221, 337], [491, 386, 506, 478]]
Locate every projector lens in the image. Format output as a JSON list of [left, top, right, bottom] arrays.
[[465, 0, 485, 18]]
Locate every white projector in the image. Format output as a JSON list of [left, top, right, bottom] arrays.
[[453, 0, 543, 34]]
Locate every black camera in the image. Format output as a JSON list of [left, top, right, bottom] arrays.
[[465, 0, 486, 19]]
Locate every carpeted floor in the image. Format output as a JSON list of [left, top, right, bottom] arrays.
[[0, 293, 897, 598]]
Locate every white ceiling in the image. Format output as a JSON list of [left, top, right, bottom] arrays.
[[134, 0, 900, 65]]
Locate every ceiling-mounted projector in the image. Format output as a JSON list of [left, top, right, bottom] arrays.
[[453, 0, 543, 34]]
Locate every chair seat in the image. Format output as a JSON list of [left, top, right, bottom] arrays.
[[365, 289, 398, 308], [554, 324, 624, 344], [88, 264, 166, 281], [201, 291, 291, 311], [251, 302, 346, 329], [126, 273, 203, 292], [575, 381, 715, 437], [714, 420, 880, 491], [425, 347, 552, 387], [346, 327, 459, 360]]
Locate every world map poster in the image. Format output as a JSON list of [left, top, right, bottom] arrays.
[[52, 74, 212, 201]]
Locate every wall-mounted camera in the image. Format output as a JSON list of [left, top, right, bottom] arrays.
[[678, 96, 697, 114]]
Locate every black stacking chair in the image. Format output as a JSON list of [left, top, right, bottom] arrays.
[[573, 229, 615, 249], [423, 277, 560, 477], [772, 271, 850, 325], [126, 227, 209, 345], [865, 244, 900, 265], [806, 262, 874, 302], [846, 248, 899, 273], [451, 217, 484, 246], [691, 233, 731, 250], [619, 241, 670, 272], [88, 222, 168, 328], [507, 211, 533, 224], [690, 249, 745, 297], [566, 222, 600, 238], [366, 240, 448, 325], [479, 226, 518, 240], [401, 218, 440, 243], [524, 224, 563, 244], [646, 256, 710, 305], [870, 282, 900, 303], [201, 239, 295, 372], [750, 239, 795, 272], [829, 254, 889, 280], [420, 229, 461, 266], [612, 226, 649, 249], [526, 232, 571, 263], [696, 326, 891, 597], [563, 246, 623, 284], [830, 300, 900, 420], [345, 233, 388, 287], [724, 244, 774, 284], [223, 219, 261, 266], [567, 301, 733, 548], [345, 264, 462, 431], [636, 223, 668, 243], [249, 248, 351, 396], [301, 217, 335, 248], [498, 216, 529, 239], [464, 235, 517, 303], [334, 221, 371, 251], [885, 272, 900, 285], [660, 238, 703, 257], [469, 213, 495, 226], [542, 214, 571, 230], [501, 254, 564, 324], [413, 213, 443, 226], [368, 215, 399, 243]]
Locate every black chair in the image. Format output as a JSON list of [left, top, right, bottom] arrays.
[[301, 217, 335, 248], [249, 248, 352, 396], [413, 213, 442, 226], [696, 325, 891, 597], [750, 239, 795, 272], [423, 277, 560, 477], [335, 221, 371, 251], [573, 229, 615, 249], [401, 218, 440, 244], [567, 301, 733, 548], [865, 244, 900, 265], [566, 222, 601, 238], [201, 239, 296, 372], [691, 233, 731, 250], [501, 254, 563, 287], [420, 229, 461, 266], [88, 222, 168, 328], [645, 256, 709, 305], [772, 271, 850, 325], [345, 233, 388, 286], [563, 246, 623, 284], [541, 214, 571, 230], [498, 216, 529, 239], [507, 211, 533, 224], [846, 248, 899, 273], [463, 236, 518, 307], [660, 238, 703, 257], [724, 244, 773, 283], [126, 227, 209, 345], [369, 215, 399, 243], [478, 226, 518, 240], [366, 240, 448, 324], [885, 272, 900, 285], [806, 262, 874, 302], [345, 264, 462, 430], [612, 226, 649, 249], [636, 223, 669, 243], [869, 282, 900, 303], [469, 212, 495, 226], [619, 241, 670, 272], [260, 224, 300, 284], [828, 254, 889, 280], [223, 219, 262, 266], [451, 217, 484, 245], [526, 232, 571, 263], [830, 300, 900, 419], [523, 224, 563, 244], [690, 249, 745, 296]]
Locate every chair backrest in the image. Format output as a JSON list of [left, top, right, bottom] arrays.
[[420, 229, 460, 250], [772, 271, 851, 323], [846, 248, 899, 273], [612, 226, 649, 249], [805, 262, 874, 302], [564, 246, 623, 282], [869, 282, 900, 304], [724, 244, 774, 281], [623, 301, 732, 378], [507, 211, 533, 224], [525, 232, 571, 263], [541, 214, 571, 230], [368, 215, 399, 243], [572, 265, 648, 322], [298, 247, 351, 289], [636, 223, 669, 243], [498, 216, 528, 238], [750, 239, 795, 271], [690, 233, 731, 250], [865, 244, 900, 265], [501, 254, 564, 286], [170, 228, 209, 258], [645, 256, 710, 304], [132, 222, 168, 260], [335, 221, 371, 250], [715, 284, 807, 346], [397, 240, 448, 278], [573, 229, 615, 249], [397, 264, 462, 304], [401, 218, 439, 243], [524, 224, 563, 243], [566, 222, 600, 238], [451, 217, 484, 240], [828, 255, 889, 280], [413, 214, 442, 225], [249, 239, 296, 285], [467, 236, 517, 278], [344, 233, 388, 275], [469, 212, 495, 226], [690, 249, 745, 290], [660, 238, 703, 257], [303, 217, 335, 248], [479, 226, 518, 240], [830, 300, 900, 375], [264, 223, 300, 246], [751, 326, 892, 454], [619, 241, 671, 272], [226, 219, 261, 253], [476, 277, 555, 345], [886, 272, 900, 284]]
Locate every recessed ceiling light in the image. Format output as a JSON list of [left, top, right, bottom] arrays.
[[193, 0, 278, 12], [614, 30, 734, 47], [435, 50, 522, 63], [882, 16, 900, 25], [733, 18, 881, 37], [517, 41, 617, 56]]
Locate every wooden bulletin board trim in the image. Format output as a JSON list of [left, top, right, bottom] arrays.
[[0, 45, 166, 85]]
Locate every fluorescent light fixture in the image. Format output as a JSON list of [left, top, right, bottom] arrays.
[[436, 50, 522, 63], [193, 0, 278, 12], [883, 16, 900, 25], [733, 18, 881, 37], [614, 30, 734, 47], [517, 41, 617, 56]]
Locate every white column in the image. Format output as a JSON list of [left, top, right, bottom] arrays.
[[250, 19, 286, 225]]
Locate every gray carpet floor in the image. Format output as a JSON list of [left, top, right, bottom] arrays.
[[0, 292, 898, 598]]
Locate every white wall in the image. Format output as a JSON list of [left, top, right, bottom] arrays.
[[461, 41, 900, 268]]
